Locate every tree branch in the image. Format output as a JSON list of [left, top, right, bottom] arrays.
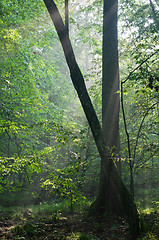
[[133, 102, 158, 160], [121, 82, 131, 159], [134, 148, 159, 172], [122, 51, 158, 84]]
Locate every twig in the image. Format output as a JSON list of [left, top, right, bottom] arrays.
[[134, 148, 159, 172], [133, 102, 158, 160], [122, 51, 158, 84]]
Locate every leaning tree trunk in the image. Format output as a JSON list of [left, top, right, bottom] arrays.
[[43, 0, 140, 237]]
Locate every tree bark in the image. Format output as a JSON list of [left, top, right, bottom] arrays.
[[65, 0, 69, 34], [102, 0, 121, 176], [43, 0, 140, 236], [94, 0, 122, 216], [102, 0, 120, 152]]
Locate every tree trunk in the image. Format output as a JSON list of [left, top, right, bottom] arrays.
[[43, 0, 140, 236], [65, 0, 69, 34], [102, 0, 120, 153], [102, 0, 121, 176], [94, 0, 122, 217]]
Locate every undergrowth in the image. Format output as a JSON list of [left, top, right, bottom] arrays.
[[0, 198, 158, 240]]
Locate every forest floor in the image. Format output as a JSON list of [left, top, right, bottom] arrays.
[[0, 208, 159, 240]]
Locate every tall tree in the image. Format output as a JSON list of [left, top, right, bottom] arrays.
[[102, 0, 120, 154], [43, 0, 140, 236], [102, 0, 121, 174], [92, 0, 121, 217]]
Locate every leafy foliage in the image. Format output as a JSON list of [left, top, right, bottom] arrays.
[[0, 0, 158, 227]]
